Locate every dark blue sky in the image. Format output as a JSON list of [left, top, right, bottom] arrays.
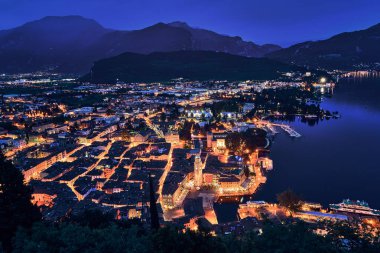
[[1, 0, 379, 46]]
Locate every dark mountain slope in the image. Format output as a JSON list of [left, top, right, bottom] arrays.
[[267, 23, 380, 69], [82, 51, 302, 83], [91, 23, 193, 56], [168, 21, 281, 57], [0, 16, 281, 73], [0, 16, 111, 73]]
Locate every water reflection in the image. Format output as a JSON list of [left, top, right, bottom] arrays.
[[256, 78, 380, 206], [215, 77, 380, 222]]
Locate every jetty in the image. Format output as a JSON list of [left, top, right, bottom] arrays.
[[280, 125, 301, 138], [256, 119, 301, 138], [266, 124, 279, 135]]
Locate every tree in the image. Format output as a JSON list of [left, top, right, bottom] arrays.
[[69, 122, 80, 133], [225, 128, 267, 156], [322, 220, 380, 253], [276, 189, 302, 214], [13, 223, 151, 253], [201, 113, 206, 122], [193, 123, 201, 132], [179, 120, 193, 141], [226, 132, 247, 155], [121, 128, 131, 142], [0, 153, 41, 252], [23, 122, 32, 144], [228, 221, 340, 253], [106, 108, 114, 115], [160, 113, 166, 122], [65, 209, 115, 229], [9, 219, 380, 253], [149, 173, 160, 230], [152, 226, 227, 253]]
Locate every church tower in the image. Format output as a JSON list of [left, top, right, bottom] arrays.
[[194, 155, 203, 189]]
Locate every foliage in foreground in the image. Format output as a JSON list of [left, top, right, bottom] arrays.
[[0, 153, 41, 252], [1, 151, 379, 253], [12, 219, 380, 253]]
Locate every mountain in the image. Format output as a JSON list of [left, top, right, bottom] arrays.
[[167, 21, 281, 57], [266, 23, 380, 70], [91, 23, 193, 55], [0, 16, 111, 73], [0, 16, 281, 74], [82, 51, 302, 83]]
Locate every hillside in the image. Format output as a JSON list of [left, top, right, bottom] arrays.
[[0, 16, 281, 73], [82, 51, 302, 83], [167, 21, 281, 57], [266, 23, 380, 70]]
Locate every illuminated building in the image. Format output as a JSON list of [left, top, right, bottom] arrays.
[[206, 132, 227, 153], [257, 157, 273, 170], [164, 131, 180, 144], [194, 155, 203, 188]]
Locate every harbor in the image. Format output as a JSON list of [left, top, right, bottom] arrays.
[[253, 78, 380, 209], [256, 119, 302, 138]]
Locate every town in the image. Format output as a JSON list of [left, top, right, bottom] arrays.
[[1, 72, 378, 235]]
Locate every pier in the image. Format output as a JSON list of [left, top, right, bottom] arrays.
[[279, 125, 301, 138], [266, 124, 279, 135], [256, 119, 301, 138]]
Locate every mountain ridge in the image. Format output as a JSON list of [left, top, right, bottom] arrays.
[[266, 23, 380, 70], [166, 21, 281, 57], [82, 50, 304, 83], [0, 16, 281, 73]]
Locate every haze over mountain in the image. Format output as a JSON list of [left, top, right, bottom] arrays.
[[0, 16, 281, 74], [82, 51, 303, 83], [266, 23, 380, 70]]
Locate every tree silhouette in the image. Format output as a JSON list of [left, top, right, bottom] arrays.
[[149, 173, 160, 230], [277, 189, 302, 214], [0, 152, 41, 252], [121, 128, 131, 142], [9, 217, 380, 253]]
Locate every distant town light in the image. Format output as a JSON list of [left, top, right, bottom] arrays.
[[320, 77, 327, 83]]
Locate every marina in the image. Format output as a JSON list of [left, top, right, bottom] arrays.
[[279, 125, 302, 138], [253, 78, 380, 209], [257, 120, 302, 138]]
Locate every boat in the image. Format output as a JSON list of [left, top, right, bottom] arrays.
[[329, 199, 380, 216]]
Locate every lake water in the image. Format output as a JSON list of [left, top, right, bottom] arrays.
[[214, 77, 380, 223]]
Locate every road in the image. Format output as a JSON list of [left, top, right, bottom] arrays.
[[143, 114, 164, 138]]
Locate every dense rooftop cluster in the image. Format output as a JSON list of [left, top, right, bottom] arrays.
[[1, 73, 376, 237]]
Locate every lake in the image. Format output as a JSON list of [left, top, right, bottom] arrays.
[[214, 77, 380, 223]]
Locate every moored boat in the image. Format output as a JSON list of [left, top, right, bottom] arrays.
[[330, 199, 380, 216]]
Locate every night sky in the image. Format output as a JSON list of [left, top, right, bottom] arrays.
[[1, 0, 379, 46]]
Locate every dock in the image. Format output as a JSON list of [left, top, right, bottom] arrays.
[[280, 125, 301, 138], [256, 119, 301, 138], [266, 124, 279, 135]]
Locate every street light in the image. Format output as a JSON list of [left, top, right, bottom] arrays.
[[320, 77, 326, 83]]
